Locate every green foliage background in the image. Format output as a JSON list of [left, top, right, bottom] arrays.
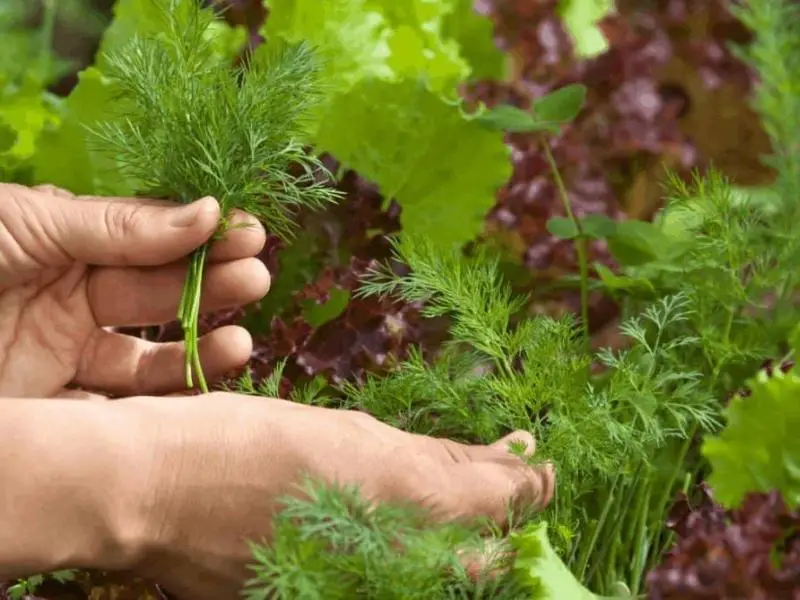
[[2, 0, 800, 598]]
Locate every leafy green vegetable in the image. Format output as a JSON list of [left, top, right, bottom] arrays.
[[703, 366, 800, 509], [476, 84, 589, 135], [557, 0, 614, 58], [265, 0, 511, 248], [441, 0, 507, 80], [531, 84, 588, 126], [30, 67, 122, 195], [315, 79, 511, 246], [244, 479, 528, 599], [475, 104, 544, 133], [88, 0, 340, 390], [511, 522, 603, 599]]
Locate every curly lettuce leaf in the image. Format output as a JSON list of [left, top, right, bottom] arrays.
[[557, 0, 614, 59], [30, 67, 133, 195], [441, 0, 507, 80], [511, 522, 610, 599], [263, 0, 394, 93], [703, 366, 800, 509], [264, 0, 509, 247], [0, 75, 60, 176], [315, 78, 510, 246]]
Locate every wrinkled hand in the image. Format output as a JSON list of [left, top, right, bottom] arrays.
[[0, 183, 269, 398], [0, 183, 556, 600], [102, 393, 555, 599]]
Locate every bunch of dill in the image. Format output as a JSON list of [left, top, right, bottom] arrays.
[[89, 0, 340, 391]]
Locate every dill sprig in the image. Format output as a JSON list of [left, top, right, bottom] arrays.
[[88, 0, 340, 391], [243, 478, 526, 599]]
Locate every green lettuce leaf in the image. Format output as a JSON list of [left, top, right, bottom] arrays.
[[314, 78, 510, 246], [557, 0, 614, 59], [441, 0, 507, 80], [263, 0, 394, 94], [29, 67, 131, 195], [0, 74, 59, 176], [703, 365, 800, 509], [511, 521, 612, 599], [265, 0, 509, 246]]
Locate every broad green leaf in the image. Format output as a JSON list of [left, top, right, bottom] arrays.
[[557, 0, 614, 58], [511, 521, 607, 599], [303, 288, 352, 328], [475, 104, 547, 133], [441, 0, 507, 80], [0, 75, 59, 164], [30, 67, 131, 195], [606, 219, 668, 267], [547, 214, 615, 240], [315, 78, 511, 247], [367, 0, 470, 88], [263, 0, 396, 95], [385, 25, 468, 87], [264, 0, 477, 103], [532, 84, 588, 125], [0, 123, 16, 153], [595, 263, 654, 295], [546, 217, 579, 240], [703, 367, 800, 508], [580, 213, 617, 239]]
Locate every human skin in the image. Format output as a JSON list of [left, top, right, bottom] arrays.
[[0, 183, 555, 599]]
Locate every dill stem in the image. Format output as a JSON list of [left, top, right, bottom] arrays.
[[178, 244, 210, 393], [540, 137, 590, 349]]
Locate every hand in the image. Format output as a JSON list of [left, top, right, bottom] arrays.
[[0, 183, 270, 398], [88, 393, 556, 599]]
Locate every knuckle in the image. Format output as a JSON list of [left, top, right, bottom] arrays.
[[104, 201, 146, 241], [32, 184, 73, 199]]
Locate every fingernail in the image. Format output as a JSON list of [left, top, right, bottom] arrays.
[[170, 196, 218, 227]]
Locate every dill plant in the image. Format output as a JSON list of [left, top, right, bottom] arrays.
[[89, 0, 340, 391], [122, 0, 800, 595]]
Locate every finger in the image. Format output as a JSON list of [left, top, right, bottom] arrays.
[[457, 538, 513, 583], [54, 389, 109, 401], [87, 257, 271, 327], [431, 460, 556, 525], [74, 195, 266, 263], [74, 325, 253, 396], [412, 430, 537, 466], [33, 192, 221, 266], [32, 184, 74, 200], [490, 430, 537, 458], [414, 436, 520, 465], [207, 210, 267, 263]]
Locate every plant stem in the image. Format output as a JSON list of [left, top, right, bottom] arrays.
[[39, 0, 58, 81], [178, 244, 210, 393], [540, 137, 590, 348]]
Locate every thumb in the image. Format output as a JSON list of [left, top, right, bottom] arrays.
[[44, 192, 220, 266]]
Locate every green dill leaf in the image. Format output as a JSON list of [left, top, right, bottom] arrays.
[[89, 0, 340, 240]]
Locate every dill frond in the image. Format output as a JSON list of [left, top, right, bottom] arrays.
[[243, 478, 526, 600], [88, 0, 341, 391]]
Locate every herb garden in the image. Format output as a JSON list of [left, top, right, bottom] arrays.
[[1, 0, 799, 597]]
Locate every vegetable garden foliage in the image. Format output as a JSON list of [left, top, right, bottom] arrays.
[[2, 0, 800, 598]]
